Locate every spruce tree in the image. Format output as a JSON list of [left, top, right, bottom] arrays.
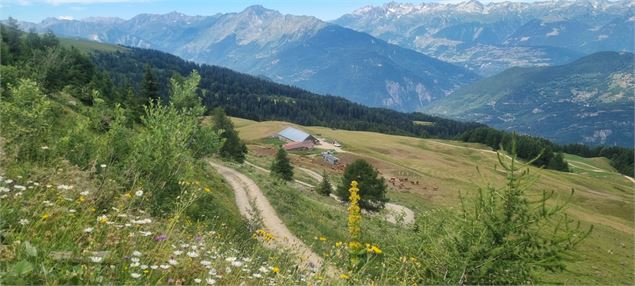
[[316, 170, 332, 196], [336, 159, 387, 211], [213, 107, 247, 163], [141, 65, 160, 104], [271, 147, 293, 181]]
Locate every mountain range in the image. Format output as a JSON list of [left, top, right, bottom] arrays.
[[423, 51, 634, 146], [334, 0, 634, 75], [17, 6, 478, 112]]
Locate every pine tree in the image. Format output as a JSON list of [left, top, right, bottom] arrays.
[[213, 107, 247, 163], [336, 159, 388, 211], [271, 147, 293, 181], [141, 65, 160, 104], [316, 170, 332, 196]]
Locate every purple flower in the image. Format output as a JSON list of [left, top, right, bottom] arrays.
[[154, 234, 168, 242], [194, 236, 202, 241]]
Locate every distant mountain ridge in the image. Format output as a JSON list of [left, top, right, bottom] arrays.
[[334, 0, 633, 75], [16, 6, 479, 112], [422, 51, 635, 147]]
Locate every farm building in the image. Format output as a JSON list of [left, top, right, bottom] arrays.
[[321, 151, 340, 165], [283, 141, 314, 151], [277, 127, 319, 144]]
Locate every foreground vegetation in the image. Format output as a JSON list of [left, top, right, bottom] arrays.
[[0, 23, 632, 284]]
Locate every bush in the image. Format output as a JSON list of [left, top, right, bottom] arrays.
[[0, 79, 54, 162]]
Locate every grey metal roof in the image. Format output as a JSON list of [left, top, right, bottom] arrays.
[[278, 127, 312, 142]]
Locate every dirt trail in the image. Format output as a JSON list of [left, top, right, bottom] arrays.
[[209, 162, 324, 270], [254, 161, 416, 225]]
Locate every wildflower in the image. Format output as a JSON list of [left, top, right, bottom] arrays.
[[69, 209, 77, 213], [124, 193, 132, 199], [168, 259, 178, 266], [100, 164, 107, 168], [139, 231, 152, 237], [78, 195, 86, 203], [97, 215, 108, 224], [90, 256, 103, 263], [206, 278, 216, 285], [319, 236, 327, 241], [135, 190, 144, 197], [80, 191, 89, 196], [18, 219, 29, 225], [43, 200, 54, 206], [253, 273, 262, 278], [130, 273, 141, 279], [150, 265, 158, 270], [154, 234, 168, 242], [160, 264, 170, 269], [5, 179, 13, 184], [83, 227, 94, 233], [335, 241, 342, 247], [204, 187, 212, 193], [340, 273, 349, 280], [132, 251, 142, 257], [231, 260, 243, 267], [132, 218, 152, 224], [131, 257, 140, 263], [201, 260, 211, 266], [272, 266, 280, 273], [194, 278, 202, 283], [130, 262, 140, 267], [173, 250, 183, 256], [370, 245, 382, 254], [14, 185, 26, 191], [187, 251, 199, 258], [140, 264, 148, 270], [40, 146, 49, 150], [41, 213, 50, 220], [0, 187, 9, 192]]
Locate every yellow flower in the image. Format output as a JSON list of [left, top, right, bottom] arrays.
[[41, 213, 50, 220], [371, 245, 382, 254], [272, 266, 280, 273], [204, 187, 212, 193], [78, 195, 85, 203], [335, 241, 342, 247], [123, 193, 132, 199], [319, 236, 327, 241], [97, 215, 108, 224], [339, 274, 349, 280], [143, 269, 149, 274]]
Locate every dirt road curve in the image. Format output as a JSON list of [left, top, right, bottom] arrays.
[[295, 164, 416, 225], [209, 162, 324, 270]]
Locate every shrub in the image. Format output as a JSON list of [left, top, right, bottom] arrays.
[[315, 170, 332, 196]]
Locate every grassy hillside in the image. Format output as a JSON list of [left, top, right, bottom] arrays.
[[232, 117, 634, 284]]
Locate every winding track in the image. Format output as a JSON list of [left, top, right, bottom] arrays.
[[209, 162, 323, 270], [246, 161, 416, 225]]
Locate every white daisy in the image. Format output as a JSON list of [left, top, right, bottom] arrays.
[[160, 264, 170, 269], [90, 256, 103, 263], [18, 219, 29, 225], [206, 278, 216, 285], [194, 278, 202, 284], [168, 259, 178, 266], [187, 251, 199, 258], [130, 273, 141, 278], [135, 190, 144, 197], [132, 250, 142, 257]]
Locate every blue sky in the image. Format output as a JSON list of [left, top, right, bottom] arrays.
[[1, 0, 532, 22], [1, 0, 391, 22]]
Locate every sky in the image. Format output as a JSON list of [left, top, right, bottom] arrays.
[[1, 0, 537, 22]]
